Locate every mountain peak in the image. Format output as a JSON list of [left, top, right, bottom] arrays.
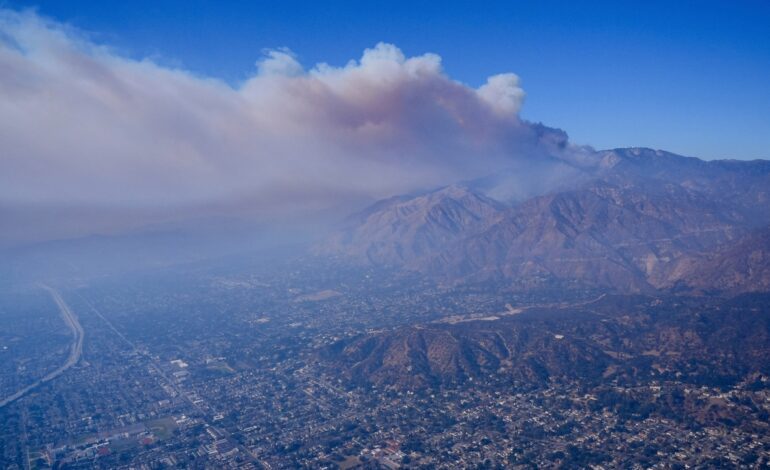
[[320, 148, 770, 292], [316, 185, 504, 265]]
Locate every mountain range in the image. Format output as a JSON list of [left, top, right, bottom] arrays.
[[321, 294, 770, 392], [318, 148, 770, 294]]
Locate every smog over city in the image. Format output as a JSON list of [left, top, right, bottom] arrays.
[[1, 2, 769, 468]]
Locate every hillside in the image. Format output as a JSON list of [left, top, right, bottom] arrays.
[[320, 148, 770, 293]]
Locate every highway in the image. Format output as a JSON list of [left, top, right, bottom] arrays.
[[0, 285, 84, 408], [75, 291, 260, 465]]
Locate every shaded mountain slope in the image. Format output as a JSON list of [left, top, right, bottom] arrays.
[[320, 148, 770, 293], [321, 295, 770, 390], [664, 226, 770, 293], [319, 185, 505, 265]]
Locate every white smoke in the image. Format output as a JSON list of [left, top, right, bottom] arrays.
[[0, 9, 575, 244]]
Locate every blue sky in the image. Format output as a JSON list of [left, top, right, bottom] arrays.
[[4, 0, 770, 159]]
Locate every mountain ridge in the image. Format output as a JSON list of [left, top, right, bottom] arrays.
[[318, 147, 770, 293]]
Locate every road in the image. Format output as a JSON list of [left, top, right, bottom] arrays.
[[75, 292, 261, 466], [0, 285, 84, 408]]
